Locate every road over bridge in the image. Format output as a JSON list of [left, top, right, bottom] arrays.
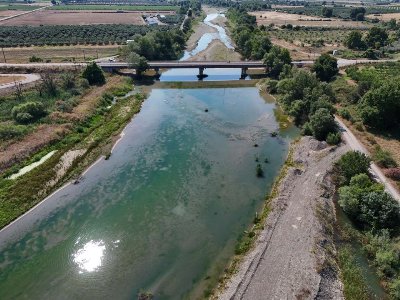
[[99, 60, 310, 78]]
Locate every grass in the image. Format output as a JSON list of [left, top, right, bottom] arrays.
[[337, 246, 370, 300], [48, 5, 178, 11], [0, 4, 41, 11]]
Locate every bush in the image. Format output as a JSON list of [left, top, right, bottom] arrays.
[[11, 101, 47, 124], [326, 132, 341, 145], [338, 108, 352, 121], [335, 151, 371, 184], [373, 147, 398, 168], [0, 124, 28, 141], [266, 79, 278, 93], [384, 168, 400, 181], [389, 278, 400, 299], [82, 62, 105, 85]]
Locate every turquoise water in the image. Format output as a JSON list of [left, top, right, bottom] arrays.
[[0, 87, 296, 299]]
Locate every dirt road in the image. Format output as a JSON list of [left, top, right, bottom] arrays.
[[335, 116, 400, 202], [0, 73, 40, 89], [218, 137, 347, 300]]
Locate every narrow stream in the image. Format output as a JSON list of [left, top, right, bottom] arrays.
[[161, 13, 245, 81]]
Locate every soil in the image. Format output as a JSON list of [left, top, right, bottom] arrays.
[[0, 75, 25, 85], [2, 45, 119, 63], [188, 39, 241, 61], [0, 10, 175, 26], [0, 124, 70, 173], [250, 11, 370, 28], [366, 12, 400, 21], [217, 137, 349, 299]]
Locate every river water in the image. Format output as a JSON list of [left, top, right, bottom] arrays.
[[0, 87, 296, 299], [0, 14, 298, 300], [161, 13, 246, 81]]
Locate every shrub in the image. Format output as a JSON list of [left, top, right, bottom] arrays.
[[338, 108, 352, 121], [335, 151, 371, 184], [389, 278, 400, 299], [384, 168, 400, 181], [326, 132, 341, 145], [0, 124, 28, 141], [266, 79, 278, 93], [11, 101, 47, 124], [373, 147, 398, 168]]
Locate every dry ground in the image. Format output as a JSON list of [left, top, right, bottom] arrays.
[[250, 11, 369, 28], [218, 137, 346, 299], [188, 40, 241, 61], [0, 75, 25, 85], [1, 45, 120, 63], [366, 12, 400, 21], [0, 9, 174, 26]]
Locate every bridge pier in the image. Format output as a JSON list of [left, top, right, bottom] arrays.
[[240, 67, 248, 79], [154, 67, 161, 80], [197, 67, 208, 80]]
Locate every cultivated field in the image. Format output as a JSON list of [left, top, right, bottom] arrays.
[[366, 12, 400, 21], [0, 9, 175, 25], [48, 5, 177, 11], [1, 45, 119, 63], [250, 11, 370, 28]]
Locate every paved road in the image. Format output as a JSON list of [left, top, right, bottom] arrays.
[[336, 116, 400, 202], [0, 74, 40, 90]]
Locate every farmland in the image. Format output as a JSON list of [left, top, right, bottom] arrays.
[[47, 4, 178, 11], [1, 45, 119, 63], [0, 24, 175, 47], [0, 10, 150, 26], [366, 12, 400, 21], [250, 11, 370, 28]]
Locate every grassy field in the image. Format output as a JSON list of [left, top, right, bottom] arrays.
[[0, 4, 41, 10], [48, 5, 178, 11], [1, 45, 119, 63]]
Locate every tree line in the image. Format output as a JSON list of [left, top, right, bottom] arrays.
[[0, 24, 175, 47]]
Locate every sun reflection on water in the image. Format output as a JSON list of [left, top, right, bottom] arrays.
[[73, 240, 106, 273]]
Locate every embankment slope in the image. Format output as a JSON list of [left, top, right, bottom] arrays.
[[219, 137, 349, 299]]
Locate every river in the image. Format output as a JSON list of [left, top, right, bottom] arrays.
[[0, 14, 298, 300]]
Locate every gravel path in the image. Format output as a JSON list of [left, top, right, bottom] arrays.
[[219, 137, 348, 300], [335, 116, 400, 202]]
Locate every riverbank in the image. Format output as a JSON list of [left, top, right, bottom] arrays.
[[215, 137, 348, 299], [0, 77, 145, 228]]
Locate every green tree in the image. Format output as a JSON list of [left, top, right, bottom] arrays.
[[128, 53, 148, 76], [365, 27, 388, 49], [344, 31, 366, 50], [309, 108, 336, 140], [82, 62, 105, 85], [264, 45, 292, 78], [312, 53, 338, 82], [335, 151, 371, 184], [359, 191, 400, 230], [338, 173, 383, 218], [350, 7, 366, 21], [358, 79, 400, 130], [322, 7, 333, 17]]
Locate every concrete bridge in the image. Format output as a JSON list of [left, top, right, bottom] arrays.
[[98, 61, 310, 78]]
